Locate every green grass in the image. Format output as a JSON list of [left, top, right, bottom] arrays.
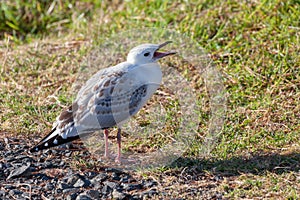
[[1, 0, 300, 198], [0, 0, 102, 42]]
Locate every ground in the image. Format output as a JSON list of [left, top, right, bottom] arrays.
[[0, 0, 299, 199]]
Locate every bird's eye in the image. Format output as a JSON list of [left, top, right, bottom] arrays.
[[144, 52, 150, 57]]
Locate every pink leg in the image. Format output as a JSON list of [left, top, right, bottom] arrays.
[[115, 128, 121, 163], [104, 129, 109, 158]]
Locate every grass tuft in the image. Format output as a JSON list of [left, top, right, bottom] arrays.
[[0, 0, 299, 198]]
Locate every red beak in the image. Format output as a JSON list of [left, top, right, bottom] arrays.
[[153, 41, 176, 60]]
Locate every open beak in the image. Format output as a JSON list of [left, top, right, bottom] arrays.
[[153, 41, 176, 60]]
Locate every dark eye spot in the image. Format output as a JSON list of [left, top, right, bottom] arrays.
[[144, 52, 150, 57]]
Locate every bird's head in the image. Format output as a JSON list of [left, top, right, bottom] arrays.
[[126, 41, 176, 64]]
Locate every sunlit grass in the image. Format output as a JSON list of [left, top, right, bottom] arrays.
[[0, 0, 299, 198]]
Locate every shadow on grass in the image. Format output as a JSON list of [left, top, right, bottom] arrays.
[[170, 152, 300, 176]]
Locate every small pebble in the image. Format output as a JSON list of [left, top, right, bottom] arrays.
[[65, 151, 72, 157], [91, 173, 108, 183], [85, 189, 100, 199], [144, 179, 158, 188], [4, 185, 15, 189], [22, 192, 30, 198], [121, 183, 142, 191], [66, 193, 78, 200], [0, 190, 6, 196], [112, 172, 121, 181], [0, 137, 219, 199], [102, 185, 112, 195], [58, 182, 72, 190], [63, 188, 80, 194], [44, 182, 55, 190], [84, 171, 97, 179], [105, 167, 123, 174], [73, 178, 90, 188], [75, 193, 92, 200], [112, 189, 127, 200], [9, 189, 22, 196], [67, 174, 80, 185], [142, 189, 158, 197], [104, 181, 118, 189]]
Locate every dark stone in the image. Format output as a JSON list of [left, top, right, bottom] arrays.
[[51, 178, 59, 183], [142, 189, 158, 198], [58, 182, 72, 190], [4, 156, 16, 162], [55, 189, 62, 194], [105, 167, 123, 174], [73, 178, 86, 188], [112, 172, 121, 181], [84, 171, 97, 179], [214, 175, 223, 181], [112, 189, 126, 200], [4, 185, 15, 189], [51, 150, 58, 155], [121, 183, 142, 191], [7, 163, 31, 179], [44, 182, 55, 190], [40, 174, 52, 181], [120, 176, 129, 183], [91, 173, 108, 182], [101, 185, 112, 195], [214, 192, 223, 200], [85, 189, 100, 199], [119, 174, 132, 183], [22, 192, 30, 199], [75, 194, 92, 200], [59, 161, 65, 167], [67, 174, 80, 185], [65, 151, 72, 157], [131, 194, 142, 200], [5, 155, 33, 163], [90, 173, 108, 188], [126, 177, 137, 183], [9, 189, 23, 196], [143, 180, 158, 188], [46, 195, 56, 200], [44, 161, 53, 168], [0, 190, 6, 196], [103, 181, 118, 189], [66, 193, 78, 200], [44, 149, 52, 154], [73, 178, 90, 188], [4, 162, 13, 168], [0, 141, 4, 150], [63, 188, 80, 194]]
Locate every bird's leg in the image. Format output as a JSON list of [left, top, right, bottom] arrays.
[[115, 128, 121, 163], [104, 129, 109, 158]]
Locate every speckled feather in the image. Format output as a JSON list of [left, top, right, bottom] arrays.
[[30, 41, 174, 153], [30, 62, 162, 152]]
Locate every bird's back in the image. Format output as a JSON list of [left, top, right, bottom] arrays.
[[74, 61, 162, 130]]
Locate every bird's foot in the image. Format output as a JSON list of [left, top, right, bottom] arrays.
[[115, 156, 121, 163]]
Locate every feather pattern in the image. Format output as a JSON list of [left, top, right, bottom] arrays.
[[30, 41, 174, 154]]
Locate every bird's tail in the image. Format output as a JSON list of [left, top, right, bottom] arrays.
[[29, 127, 81, 153]]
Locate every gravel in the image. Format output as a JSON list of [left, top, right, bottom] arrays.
[[0, 136, 225, 199], [0, 137, 159, 200]]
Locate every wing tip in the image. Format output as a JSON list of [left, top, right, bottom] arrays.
[[30, 127, 58, 153], [29, 142, 49, 153]]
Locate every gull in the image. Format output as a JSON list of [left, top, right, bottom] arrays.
[[30, 41, 176, 162]]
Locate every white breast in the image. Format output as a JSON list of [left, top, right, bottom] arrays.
[[72, 62, 162, 131]]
